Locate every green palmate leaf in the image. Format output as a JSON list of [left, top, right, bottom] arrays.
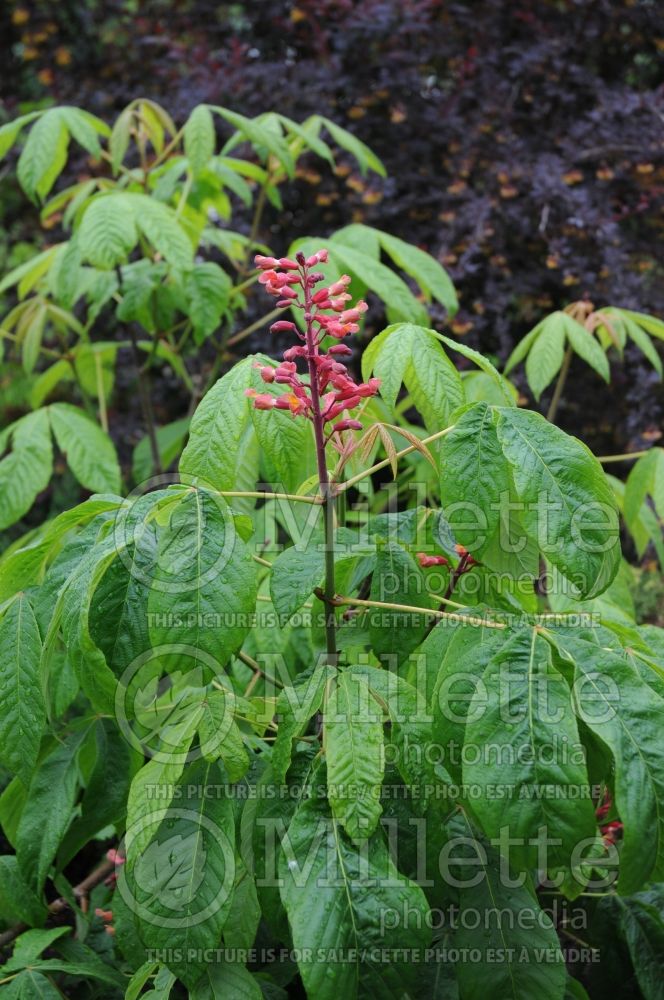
[[504, 318, 547, 373], [375, 228, 458, 315], [619, 314, 663, 376], [58, 720, 136, 865], [0, 494, 122, 601], [184, 104, 216, 175], [214, 106, 295, 177], [279, 792, 430, 999], [223, 859, 260, 951], [562, 314, 610, 382], [316, 116, 387, 176], [1, 970, 62, 999], [191, 962, 262, 999], [184, 261, 231, 340], [450, 814, 567, 1000], [614, 894, 664, 1000], [463, 628, 597, 893], [619, 308, 664, 342], [122, 759, 236, 988], [272, 664, 331, 782], [48, 402, 121, 493], [439, 402, 509, 562], [0, 856, 48, 926], [0, 595, 45, 787], [325, 670, 384, 840], [0, 111, 41, 159], [364, 323, 463, 429], [133, 417, 190, 483], [406, 332, 464, 431], [624, 447, 664, 526], [276, 112, 335, 164], [327, 242, 429, 325], [494, 406, 620, 598], [4, 927, 70, 967], [369, 541, 431, 664], [77, 193, 139, 268], [16, 109, 70, 201], [130, 193, 195, 269], [525, 313, 566, 399], [16, 728, 86, 893], [434, 330, 517, 405], [198, 687, 249, 781], [0, 409, 53, 531], [147, 487, 258, 669], [180, 355, 256, 490], [552, 633, 664, 892], [350, 664, 433, 795], [0, 244, 61, 296], [124, 740, 196, 870], [59, 532, 133, 713], [30, 359, 74, 408], [424, 619, 506, 781], [59, 106, 110, 157], [269, 538, 324, 621]]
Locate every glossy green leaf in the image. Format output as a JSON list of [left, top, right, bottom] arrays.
[[325, 670, 384, 840], [0, 409, 53, 531], [16, 729, 85, 892], [184, 104, 216, 175], [279, 791, 430, 999], [495, 406, 620, 599], [48, 402, 121, 493], [552, 633, 664, 892], [464, 628, 598, 892], [0, 595, 45, 787]]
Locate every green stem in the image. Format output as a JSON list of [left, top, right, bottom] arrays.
[[599, 449, 650, 464], [546, 344, 573, 423]]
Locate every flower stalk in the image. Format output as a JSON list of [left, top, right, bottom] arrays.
[[248, 249, 381, 665]]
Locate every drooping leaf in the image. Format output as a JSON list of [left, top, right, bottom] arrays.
[[325, 670, 384, 840], [0, 595, 45, 787], [464, 628, 598, 893], [122, 759, 236, 988], [184, 104, 216, 175], [279, 791, 430, 999], [0, 409, 54, 531], [451, 813, 567, 1000], [368, 540, 432, 664], [494, 406, 620, 599], [16, 729, 86, 892], [17, 109, 69, 201], [552, 632, 664, 892], [48, 402, 121, 493], [184, 261, 231, 341]]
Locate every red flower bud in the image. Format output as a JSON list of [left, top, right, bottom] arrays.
[[270, 320, 297, 333], [254, 255, 279, 269], [278, 257, 299, 270], [328, 344, 353, 355], [329, 276, 352, 295], [245, 389, 276, 409], [332, 419, 363, 433], [416, 553, 450, 568], [283, 346, 307, 360]]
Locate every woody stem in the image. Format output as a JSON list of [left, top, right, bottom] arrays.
[[303, 269, 338, 666]]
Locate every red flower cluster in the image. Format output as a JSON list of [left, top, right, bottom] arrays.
[[246, 250, 380, 437]]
